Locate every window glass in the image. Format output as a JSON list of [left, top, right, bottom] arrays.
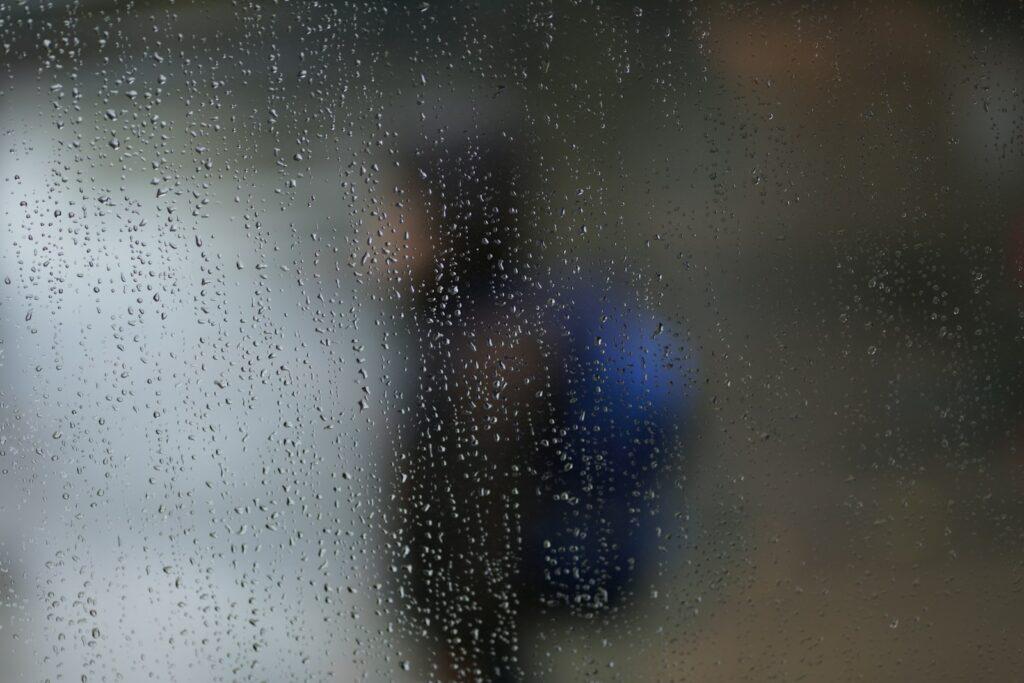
[[1, 2, 1023, 681]]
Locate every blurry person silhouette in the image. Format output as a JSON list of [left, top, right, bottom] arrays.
[[374, 99, 698, 682]]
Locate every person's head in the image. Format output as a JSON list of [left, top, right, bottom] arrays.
[[370, 89, 527, 303], [401, 133, 523, 293]]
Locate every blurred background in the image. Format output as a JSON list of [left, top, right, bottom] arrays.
[[2, 1, 1024, 680]]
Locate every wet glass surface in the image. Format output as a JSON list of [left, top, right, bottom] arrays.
[[2, 2, 1024, 681]]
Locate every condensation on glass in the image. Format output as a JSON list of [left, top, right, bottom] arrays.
[[1, 2, 1022, 682]]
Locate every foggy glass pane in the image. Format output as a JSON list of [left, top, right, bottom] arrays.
[[1, 2, 1023, 681]]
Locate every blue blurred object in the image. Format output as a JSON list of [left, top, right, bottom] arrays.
[[528, 281, 699, 612]]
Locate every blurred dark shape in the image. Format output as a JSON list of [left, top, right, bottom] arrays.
[[388, 101, 697, 681], [525, 282, 697, 612]]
